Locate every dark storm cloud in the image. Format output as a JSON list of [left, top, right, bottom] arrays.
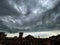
[[0, 0, 60, 33]]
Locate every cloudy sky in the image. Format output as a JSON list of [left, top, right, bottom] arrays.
[[6, 30, 60, 38], [0, 0, 60, 37]]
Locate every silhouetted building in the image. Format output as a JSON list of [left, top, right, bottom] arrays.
[[25, 35, 34, 39], [0, 32, 59, 45], [49, 35, 60, 45], [19, 32, 23, 38]]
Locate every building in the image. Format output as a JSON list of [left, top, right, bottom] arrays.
[[0, 32, 59, 45]]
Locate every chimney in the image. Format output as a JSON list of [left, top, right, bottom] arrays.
[[19, 32, 23, 38]]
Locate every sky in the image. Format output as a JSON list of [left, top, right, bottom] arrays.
[[0, 0, 60, 37], [6, 30, 60, 38]]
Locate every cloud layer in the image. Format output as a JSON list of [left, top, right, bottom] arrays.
[[0, 0, 60, 33]]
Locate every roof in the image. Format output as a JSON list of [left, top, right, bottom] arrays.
[[25, 35, 34, 39]]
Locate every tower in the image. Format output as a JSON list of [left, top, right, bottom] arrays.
[[19, 32, 23, 38]]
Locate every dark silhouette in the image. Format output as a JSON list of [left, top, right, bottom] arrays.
[[0, 32, 60, 45]]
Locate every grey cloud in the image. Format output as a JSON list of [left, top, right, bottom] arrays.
[[0, 0, 60, 33]]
